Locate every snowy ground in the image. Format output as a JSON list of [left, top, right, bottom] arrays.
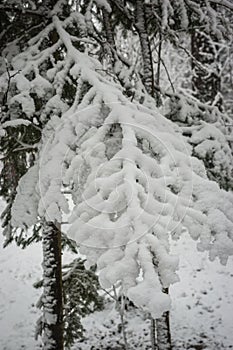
[[73, 236, 233, 350], [0, 196, 233, 349]]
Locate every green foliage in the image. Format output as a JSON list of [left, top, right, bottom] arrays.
[[34, 257, 104, 349], [62, 258, 104, 348]]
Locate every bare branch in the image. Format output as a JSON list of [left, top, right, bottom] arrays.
[[1, 61, 21, 111]]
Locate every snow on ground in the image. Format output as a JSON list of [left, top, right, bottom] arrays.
[[73, 234, 233, 350], [0, 196, 233, 349], [0, 199, 42, 350], [171, 235, 233, 350]]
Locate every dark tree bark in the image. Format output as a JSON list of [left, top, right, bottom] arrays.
[[102, 10, 116, 49], [135, 0, 155, 97], [191, 31, 220, 103], [155, 30, 163, 107], [150, 317, 157, 350], [42, 222, 63, 350], [156, 289, 172, 350], [152, 253, 172, 350], [191, 3, 222, 110]]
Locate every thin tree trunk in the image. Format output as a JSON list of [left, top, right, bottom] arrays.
[[102, 10, 115, 49], [156, 288, 172, 350], [150, 316, 157, 350], [102, 9, 133, 98], [42, 221, 63, 350], [155, 30, 162, 106], [119, 302, 129, 350], [113, 287, 129, 350], [135, 0, 155, 97], [156, 312, 171, 350], [151, 253, 172, 350]]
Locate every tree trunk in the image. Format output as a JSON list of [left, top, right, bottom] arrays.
[[150, 316, 157, 350], [191, 7, 222, 109], [156, 301, 172, 350], [151, 256, 172, 350], [42, 221, 63, 350], [102, 10, 116, 49], [135, 0, 155, 97]]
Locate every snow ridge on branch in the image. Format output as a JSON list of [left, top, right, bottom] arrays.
[[9, 12, 233, 319]]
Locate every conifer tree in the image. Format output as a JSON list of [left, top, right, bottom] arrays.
[[0, 2, 103, 349], [1, 1, 233, 349], [9, 7, 233, 349]]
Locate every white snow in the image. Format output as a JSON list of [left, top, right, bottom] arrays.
[[2, 8, 233, 349], [10, 14, 233, 320], [1, 195, 233, 350], [0, 202, 42, 350]]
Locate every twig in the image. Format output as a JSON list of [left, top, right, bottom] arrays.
[[113, 286, 129, 350], [1, 60, 21, 109], [155, 31, 162, 106], [101, 287, 118, 301], [70, 35, 96, 45], [178, 44, 211, 74]]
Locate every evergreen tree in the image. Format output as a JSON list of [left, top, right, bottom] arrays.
[[10, 7, 233, 349], [1, 1, 233, 349], [0, 2, 103, 349]]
